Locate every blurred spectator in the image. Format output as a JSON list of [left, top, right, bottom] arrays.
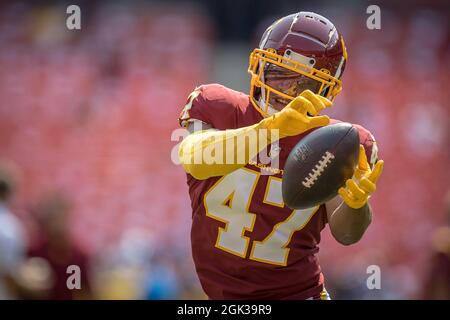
[[0, 161, 26, 299], [14, 257, 55, 299], [422, 191, 450, 299], [27, 193, 92, 299], [91, 228, 183, 300], [144, 252, 181, 300], [91, 228, 155, 299]]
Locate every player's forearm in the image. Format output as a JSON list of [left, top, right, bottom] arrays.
[[328, 201, 372, 246], [178, 122, 276, 180]]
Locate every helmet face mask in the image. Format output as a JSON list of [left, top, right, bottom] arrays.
[[248, 12, 347, 117], [264, 63, 323, 111]]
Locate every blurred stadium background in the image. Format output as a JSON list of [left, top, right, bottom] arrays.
[[0, 0, 449, 299]]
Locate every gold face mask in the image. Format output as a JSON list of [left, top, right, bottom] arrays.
[[248, 48, 343, 117], [263, 63, 324, 111]]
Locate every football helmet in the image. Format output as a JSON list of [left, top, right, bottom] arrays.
[[248, 12, 348, 116]]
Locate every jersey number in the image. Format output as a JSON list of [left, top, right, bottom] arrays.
[[204, 168, 318, 266]]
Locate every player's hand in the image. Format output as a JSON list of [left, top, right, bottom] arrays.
[[338, 145, 384, 209], [260, 90, 332, 138]]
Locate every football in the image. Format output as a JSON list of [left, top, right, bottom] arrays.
[[282, 122, 360, 209]]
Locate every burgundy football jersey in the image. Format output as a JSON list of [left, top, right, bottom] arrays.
[[179, 84, 377, 299]]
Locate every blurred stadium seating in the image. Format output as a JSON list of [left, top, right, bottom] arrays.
[[0, 1, 448, 299]]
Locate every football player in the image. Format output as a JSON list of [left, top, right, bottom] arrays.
[[178, 12, 384, 299]]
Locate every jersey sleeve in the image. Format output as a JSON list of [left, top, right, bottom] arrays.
[[178, 84, 246, 130], [353, 124, 379, 169]]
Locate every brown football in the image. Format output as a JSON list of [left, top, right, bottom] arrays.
[[282, 122, 359, 209]]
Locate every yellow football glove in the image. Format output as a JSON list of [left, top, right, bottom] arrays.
[[338, 145, 384, 209], [260, 90, 332, 138], [179, 90, 332, 180]]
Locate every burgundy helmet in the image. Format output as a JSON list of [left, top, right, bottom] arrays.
[[248, 12, 347, 116]]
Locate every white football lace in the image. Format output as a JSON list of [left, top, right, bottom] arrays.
[[301, 151, 335, 188]]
